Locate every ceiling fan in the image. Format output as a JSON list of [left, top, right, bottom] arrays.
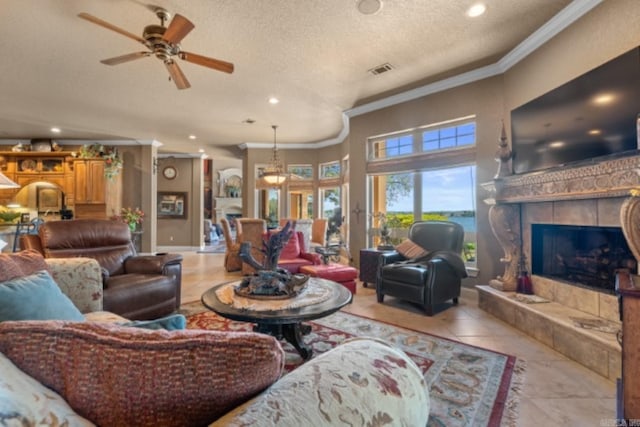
[[78, 7, 234, 90]]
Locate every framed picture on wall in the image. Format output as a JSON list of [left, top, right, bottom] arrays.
[[37, 186, 62, 213], [157, 192, 187, 219]]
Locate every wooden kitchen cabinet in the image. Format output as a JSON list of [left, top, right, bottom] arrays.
[[73, 159, 105, 204]]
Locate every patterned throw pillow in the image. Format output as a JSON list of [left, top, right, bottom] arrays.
[[0, 321, 285, 427], [0, 352, 94, 426], [0, 249, 49, 282], [395, 239, 429, 259]]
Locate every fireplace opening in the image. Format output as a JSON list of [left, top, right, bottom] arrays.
[[226, 213, 242, 229], [531, 224, 637, 294]]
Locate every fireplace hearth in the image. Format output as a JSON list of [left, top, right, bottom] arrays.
[[531, 224, 637, 294], [477, 134, 640, 380]]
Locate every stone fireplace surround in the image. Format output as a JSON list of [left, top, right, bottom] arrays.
[[478, 152, 640, 380]]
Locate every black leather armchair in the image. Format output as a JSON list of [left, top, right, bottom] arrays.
[[376, 221, 468, 315]]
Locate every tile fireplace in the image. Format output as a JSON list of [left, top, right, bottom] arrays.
[[478, 147, 640, 380], [483, 152, 640, 293]]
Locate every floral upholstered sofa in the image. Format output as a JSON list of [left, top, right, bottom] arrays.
[[0, 253, 429, 426]]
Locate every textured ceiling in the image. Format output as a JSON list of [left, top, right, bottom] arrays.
[[0, 0, 579, 156]]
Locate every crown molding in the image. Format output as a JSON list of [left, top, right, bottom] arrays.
[[346, 0, 603, 119], [239, 113, 350, 150], [498, 0, 603, 71], [239, 1, 602, 151], [345, 63, 502, 118]]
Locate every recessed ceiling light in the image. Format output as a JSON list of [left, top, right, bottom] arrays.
[[549, 141, 565, 148], [357, 0, 383, 15], [593, 93, 615, 105], [268, 97, 279, 105], [588, 129, 602, 135], [198, 148, 204, 153], [50, 127, 61, 133], [188, 135, 197, 140], [466, 3, 486, 18]]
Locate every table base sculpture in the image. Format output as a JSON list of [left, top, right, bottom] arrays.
[[236, 221, 309, 299]]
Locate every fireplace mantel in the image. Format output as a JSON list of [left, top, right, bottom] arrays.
[[483, 152, 640, 204], [483, 151, 640, 291], [214, 197, 242, 226]]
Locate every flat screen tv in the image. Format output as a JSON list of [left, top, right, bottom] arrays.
[[511, 47, 640, 175]]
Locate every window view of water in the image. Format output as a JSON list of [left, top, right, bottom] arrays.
[[386, 212, 476, 232], [446, 215, 476, 232]]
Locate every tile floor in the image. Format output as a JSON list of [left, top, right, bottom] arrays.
[[180, 251, 616, 426]]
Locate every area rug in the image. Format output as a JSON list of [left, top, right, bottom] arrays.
[[185, 303, 525, 427]]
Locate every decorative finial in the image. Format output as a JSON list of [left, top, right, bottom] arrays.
[[494, 121, 513, 179]]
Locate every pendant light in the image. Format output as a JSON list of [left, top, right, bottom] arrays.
[[261, 125, 287, 186]]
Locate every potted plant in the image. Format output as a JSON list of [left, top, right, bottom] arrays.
[[111, 207, 144, 232]]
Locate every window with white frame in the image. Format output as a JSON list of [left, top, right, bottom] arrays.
[[367, 116, 477, 267], [422, 122, 476, 151], [319, 161, 340, 179], [288, 164, 313, 180], [320, 186, 341, 241], [372, 134, 413, 160], [368, 116, 475, 161]]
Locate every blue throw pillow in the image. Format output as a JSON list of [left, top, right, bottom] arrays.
[[119, 313, 187, 331], [0, 271, 85, 322]]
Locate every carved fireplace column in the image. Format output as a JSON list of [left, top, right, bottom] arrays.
[[621, 196, 640, 264], [483, 124, 521, 291], [487, 204, 520, 291]]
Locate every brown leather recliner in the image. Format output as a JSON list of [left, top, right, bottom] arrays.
[[20, 219, 183, 321]]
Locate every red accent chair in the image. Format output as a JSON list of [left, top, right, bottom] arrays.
[[277, 231, 322, 274]]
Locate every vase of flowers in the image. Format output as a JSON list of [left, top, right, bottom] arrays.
[[112, 207, 144, 232]]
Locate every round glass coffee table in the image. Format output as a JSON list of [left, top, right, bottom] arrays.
[[201, 277, 352, 360]]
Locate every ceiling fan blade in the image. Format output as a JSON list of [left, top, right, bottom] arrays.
[[162, 14, 194, 45], [78, 13, 146, 44], [165, 60, 191, 90], [180, 51, 234, 74], [100, 52, 150, 65]]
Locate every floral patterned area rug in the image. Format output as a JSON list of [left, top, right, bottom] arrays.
[[185, 304, 525, 427]]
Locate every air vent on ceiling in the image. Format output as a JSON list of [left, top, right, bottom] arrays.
[[368, 63, 393, 75]]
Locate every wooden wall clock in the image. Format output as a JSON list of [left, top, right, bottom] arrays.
[[162, 166, 177, 180]]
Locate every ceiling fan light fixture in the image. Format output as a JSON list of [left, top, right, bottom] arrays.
[[78, 8, 233, 90]]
